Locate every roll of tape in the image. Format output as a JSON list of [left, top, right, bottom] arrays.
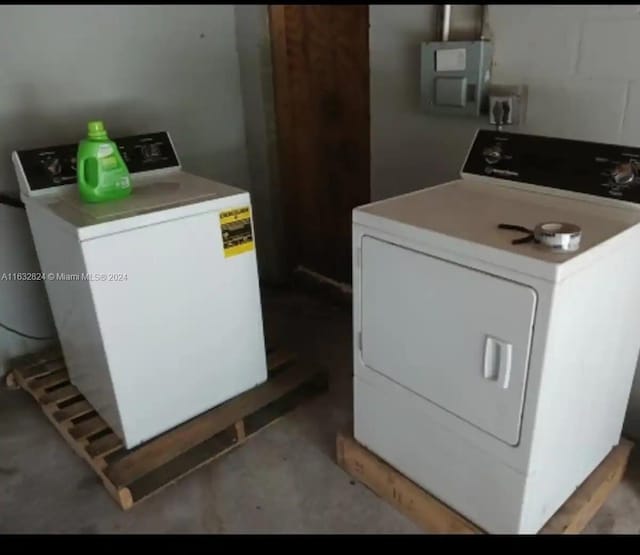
[[534, 222, 582, 252]]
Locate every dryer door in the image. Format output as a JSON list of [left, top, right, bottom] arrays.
[[360, 236, 537, 446]]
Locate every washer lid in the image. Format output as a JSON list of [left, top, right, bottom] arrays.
[[354, 179, 640, 282], [35, 170, 249, 240]]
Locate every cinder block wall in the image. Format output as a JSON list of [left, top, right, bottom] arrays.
[[490, 5, 640, 145]]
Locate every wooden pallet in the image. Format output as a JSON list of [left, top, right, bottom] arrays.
[[337, 432, 633, 534], [7, 345, 327, 510]]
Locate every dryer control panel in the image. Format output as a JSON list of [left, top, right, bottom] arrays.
[[15, 131, 180, 193], [463, 129, 640, 204]]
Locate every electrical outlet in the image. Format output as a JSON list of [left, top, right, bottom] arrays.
[[489, 96, 515, 125], [488, 84, 527, 127]]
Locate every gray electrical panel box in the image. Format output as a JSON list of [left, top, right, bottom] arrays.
[[420, 40, 493, 117]]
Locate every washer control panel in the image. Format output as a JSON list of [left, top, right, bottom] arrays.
[[15, 131, 180, 192], [463, 129, 640, 203]]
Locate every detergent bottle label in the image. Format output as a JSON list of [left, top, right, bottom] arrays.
[[98, 144, 113, 157]]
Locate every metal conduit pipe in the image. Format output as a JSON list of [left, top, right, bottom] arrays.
[[442, 4, 452, 42]]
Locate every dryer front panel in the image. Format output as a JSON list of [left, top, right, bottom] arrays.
[[359, 235, 537, 446]]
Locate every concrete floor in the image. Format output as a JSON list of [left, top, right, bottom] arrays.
[[2, 288, 640, 534]]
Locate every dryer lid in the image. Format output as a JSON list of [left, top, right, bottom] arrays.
[[354, 179, 640, 282]]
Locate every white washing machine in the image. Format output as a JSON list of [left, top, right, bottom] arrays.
[[13, 132, 267, 449], [353, 130, 640, 533]]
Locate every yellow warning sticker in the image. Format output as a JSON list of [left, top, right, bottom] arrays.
[[220, 206, 254, 258]]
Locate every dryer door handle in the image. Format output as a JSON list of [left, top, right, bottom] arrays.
[[483, 335, 513, 389]]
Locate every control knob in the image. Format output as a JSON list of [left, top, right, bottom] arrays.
[[483, 144, 503, 165], [46, 158, 62, 176], [611, 160, 638, 186]]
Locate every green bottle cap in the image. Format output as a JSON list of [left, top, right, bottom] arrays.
[[87, 120, 108, 140]]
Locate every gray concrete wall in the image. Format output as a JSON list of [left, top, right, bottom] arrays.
[[370, 5, 640, 438], [370, 5, 480, 201], [234, 5, 285, 284], [0, 5, 251, 369], [489, 5, 640, 145]]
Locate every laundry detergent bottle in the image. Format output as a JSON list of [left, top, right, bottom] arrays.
[[77, 121, 132, 203]]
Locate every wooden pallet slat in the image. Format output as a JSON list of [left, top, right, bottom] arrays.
[[69, 415, 109, 441], [234, 420, 246, 442], [31, 370, 70, 393], [336, 433, 480, 534], [124, 426, 239, 508], [85, 433, 124, 459], [52, 400, 94, 424], [9, 343, 326, 511], [5, 346, 64, 389], [266, 350, 296, 373], [244, 374, 326, 436], [39, 384, 81, 406], [9, 345, 62, 372], [104, 362, 319, 489], [122, 369, 327, 508], [17, 359, 66, 383], [336, 432, 633, 535]]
